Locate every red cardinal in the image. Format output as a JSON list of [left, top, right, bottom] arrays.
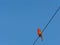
[[37, 28, 43, 41]]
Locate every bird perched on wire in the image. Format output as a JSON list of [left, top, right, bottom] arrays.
[[33, 6, 60, 45], [37, 28, 43, 41]]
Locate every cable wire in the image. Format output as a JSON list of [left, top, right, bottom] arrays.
[[33, 36, 39, 45], [42, 7, 60, 33], [33, 6, 60, 45]]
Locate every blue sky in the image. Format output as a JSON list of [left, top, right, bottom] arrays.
[[0, 0, 60, 45]]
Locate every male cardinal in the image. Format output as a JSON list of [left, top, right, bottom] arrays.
[[37, 28, 43, 41]]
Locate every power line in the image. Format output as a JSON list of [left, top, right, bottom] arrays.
[[33, 6, 60, 45], [42, 6, 60, 33], [33, 37, 39, 45]]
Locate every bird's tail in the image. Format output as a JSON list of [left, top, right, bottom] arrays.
[[40, 35, 44, 41]]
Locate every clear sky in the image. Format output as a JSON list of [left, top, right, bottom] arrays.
[[0, 0, 60, 45]]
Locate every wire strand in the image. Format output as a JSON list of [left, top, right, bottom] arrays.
[[33, 37, 39, 45], [33, 6, 60, 45], [42, 7, 60, 33]]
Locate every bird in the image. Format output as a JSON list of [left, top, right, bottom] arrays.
[[33, 28, 43, 45], [37, 28, 43, 41]]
